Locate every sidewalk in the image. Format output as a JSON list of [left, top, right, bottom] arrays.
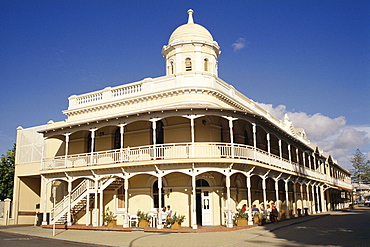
[[0, 212, 331, 247]]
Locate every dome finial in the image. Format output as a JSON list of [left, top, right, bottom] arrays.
[[187, 9, 194, 24]]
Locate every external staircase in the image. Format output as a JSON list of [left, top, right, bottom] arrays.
[[51, 177, 121, 225]]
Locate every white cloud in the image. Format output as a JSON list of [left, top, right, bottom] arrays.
[[232, 38, 246, 52], [257, 102, 370, 170]]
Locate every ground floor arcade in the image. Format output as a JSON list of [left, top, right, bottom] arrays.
[[11, 161, 350, 228]]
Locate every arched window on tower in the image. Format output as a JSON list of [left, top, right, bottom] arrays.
[[204, 58, 209, 72], [170, 61, 174, 75], [185, 58, 192, 71]]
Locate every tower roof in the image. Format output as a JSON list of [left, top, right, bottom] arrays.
[[168, 9, 214, 44]]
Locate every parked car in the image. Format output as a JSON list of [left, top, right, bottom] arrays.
[[364, 199, 370, 207]]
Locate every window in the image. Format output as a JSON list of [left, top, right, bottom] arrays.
[[170, 61, 174, 74], [185, 58, 192, 71], [204, 58, 209, 72]]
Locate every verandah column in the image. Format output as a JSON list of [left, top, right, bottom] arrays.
[[118, 124, 126, 163], [184, 115, 203, 158], [150, 118, 161, 159], [67, 179, 72, 226], [41, 175, 48, 225], [246, 174, 253, 225], [285, 179, 290, 219], [306, 182, 311, 214], [293, 181, 297, 217], [191, 165, 197, 229], [93, 178, 99, 226], [252, 123, 257, 161], [223, 116, 238, 158], [311, 183, 317, 214], [226, 174, 233, 228], [90, 129, 97, 165], [64, 133, 71, 167], [157, 174, 163, 229], [123, 171, 129, 228], [316, 185, 321, 213]]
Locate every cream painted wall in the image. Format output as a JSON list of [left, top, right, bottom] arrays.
[[16, 177, 41, 224]]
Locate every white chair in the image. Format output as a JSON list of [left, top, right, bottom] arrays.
[[129, 214, 138, 227]]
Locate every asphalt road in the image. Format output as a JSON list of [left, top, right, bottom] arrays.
[[0, 231, 100, 247], [221, 207, 370, 247]]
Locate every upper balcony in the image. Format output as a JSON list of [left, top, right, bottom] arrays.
[[41, 142, 351, 189]]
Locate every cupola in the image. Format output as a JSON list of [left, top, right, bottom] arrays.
[[162, 9, 221, 76]]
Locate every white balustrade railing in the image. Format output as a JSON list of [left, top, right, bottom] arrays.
[[42, 142, 350, 188], [51, 179, 88, 223]]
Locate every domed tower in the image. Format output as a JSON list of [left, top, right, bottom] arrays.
[[162, 9, 221, 77]]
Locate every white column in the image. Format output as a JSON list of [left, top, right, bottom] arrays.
[[184, 115, 203, 158], [311, 184, 316, 214], [303, 152, 306, 167], [246, 175, 253, 225], [67, 180, 72, 226], [90, 129, 97, 165], [306, 183, 311, 214], [285, 180, 290, 219], [288, 144, 291, 164], [252, 123, 257, 161], [275, 179, 279, 211], [262, 176, 267, 213], [64, 133, 70, 167], [226, 174, 233, 228], [100, 188, 104, 226], [151, 119, 157, 159], [41, 176, 48, 225], [267, 133, 271, 164], [157, 175, 163, 229], [223, 116, 237, 158], [93, 179, 98, 226], [123, 176, 129, 228], [320, 185, 327, 212], [278, 139, 282, 161], [316, 185, 321, 213], [118, 124, 126, 163], [192, 169, 197, 229]]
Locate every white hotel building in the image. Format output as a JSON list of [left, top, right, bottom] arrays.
[[12, 10, 352, 228]]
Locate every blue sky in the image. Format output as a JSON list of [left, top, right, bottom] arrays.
[[0, 0, 369, 169]]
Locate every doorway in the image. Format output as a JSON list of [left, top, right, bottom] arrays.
[[195, 179, 212, 226]]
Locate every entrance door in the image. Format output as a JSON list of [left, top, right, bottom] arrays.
[[201, 190, 212, 225]]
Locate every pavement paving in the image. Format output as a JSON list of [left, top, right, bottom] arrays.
[[0, 207, 369, 247]]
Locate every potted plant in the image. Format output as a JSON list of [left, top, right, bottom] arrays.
[[233, 209, 248, 226], [253, 212, 266, 225], [137, 210, 151, 228], [103, 207, 117, 227], [167, 213, 185, 229]]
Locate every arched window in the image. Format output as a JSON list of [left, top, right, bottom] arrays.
[[153, 180, 164, 209], [185, 58, 192, 71], [204, 58, 209, 72], [170, 61, 174, 74], [196, 179, 210, 187]]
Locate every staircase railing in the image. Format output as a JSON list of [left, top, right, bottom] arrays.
[[51, 179, 89, 224]]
